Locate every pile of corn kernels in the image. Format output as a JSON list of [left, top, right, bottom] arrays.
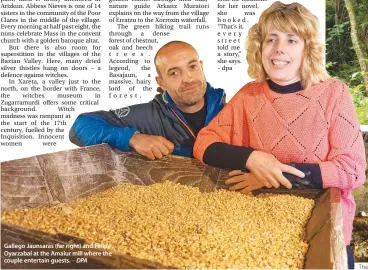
[[2, 182, 315, 268]]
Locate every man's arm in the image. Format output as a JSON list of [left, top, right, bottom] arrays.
[[70, 114, 138, 151], [69, 102, 174, 159]]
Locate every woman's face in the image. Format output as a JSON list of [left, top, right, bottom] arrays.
[[262, 29, 305, 85]]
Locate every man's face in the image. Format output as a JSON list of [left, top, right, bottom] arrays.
[[155, 44, 207, 109]]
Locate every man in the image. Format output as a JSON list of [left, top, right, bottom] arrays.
[[69, 41, 225, 160]]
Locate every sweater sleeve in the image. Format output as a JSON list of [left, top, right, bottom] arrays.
[[319, 82, 366, 190], [202, 142, 324, 189], [203, 142, 254, 171], [290, 163, 323, 189], [193, 86, 250, 163]]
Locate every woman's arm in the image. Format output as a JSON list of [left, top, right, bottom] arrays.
[[194, 84, 304, 189], [318, 82, 366, 190]]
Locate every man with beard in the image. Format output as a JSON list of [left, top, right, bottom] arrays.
[[69, 41, 225, 160]]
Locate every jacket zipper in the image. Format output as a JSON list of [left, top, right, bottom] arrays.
[[169, 108, 197, 139]]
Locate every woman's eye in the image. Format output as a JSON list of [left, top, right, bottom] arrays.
[[288, 39, 297, 44]]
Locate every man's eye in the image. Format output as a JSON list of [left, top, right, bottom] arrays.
[[170, 71, 178, 77], [190, 64, 198, 70]]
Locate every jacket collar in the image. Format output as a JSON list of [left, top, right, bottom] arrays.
[[162, 82, 225, 125]]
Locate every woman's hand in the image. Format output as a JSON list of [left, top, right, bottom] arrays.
[[225, 170, 265, 194], [245, 151, 305, 189]]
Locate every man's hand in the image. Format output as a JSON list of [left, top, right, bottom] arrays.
[[246, 151, 305, 189], [225, 170, 265, 194], [129, 133, 174, 160]]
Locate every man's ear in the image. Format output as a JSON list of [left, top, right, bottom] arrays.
[[155, 76, 165, 90]]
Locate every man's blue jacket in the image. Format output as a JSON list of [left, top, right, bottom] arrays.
[[69, 83, 225, 157]]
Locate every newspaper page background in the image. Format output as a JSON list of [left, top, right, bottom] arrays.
[[0, 0, 325, 161]]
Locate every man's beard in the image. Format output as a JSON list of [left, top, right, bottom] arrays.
[[177, 81, 206, 107]]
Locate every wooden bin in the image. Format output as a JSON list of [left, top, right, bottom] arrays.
[[1, 144, 347, 269]]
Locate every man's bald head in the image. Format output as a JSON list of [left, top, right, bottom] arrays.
[[154, 41, 207, 113], [154, 41, 199, 76]]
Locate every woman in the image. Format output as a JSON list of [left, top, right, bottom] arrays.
[[193, 2, 366, 268]]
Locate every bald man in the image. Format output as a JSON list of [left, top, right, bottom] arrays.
[[69, 41, 225, 160]]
